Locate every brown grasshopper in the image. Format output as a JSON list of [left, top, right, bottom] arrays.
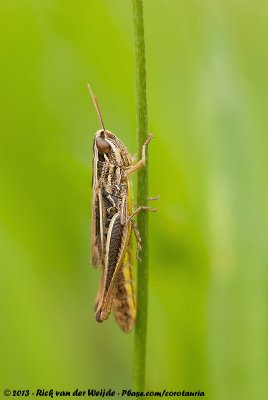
[[88, 84, 158, 333]]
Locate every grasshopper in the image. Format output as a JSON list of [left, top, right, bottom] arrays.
[[88, 84, 158, 333]]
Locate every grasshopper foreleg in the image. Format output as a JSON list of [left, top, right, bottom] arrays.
[[124, 134, 153, 177]]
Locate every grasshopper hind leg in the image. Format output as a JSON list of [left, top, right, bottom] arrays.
[[130, 196, 159, 261], [131, 221, 142, 262], [113, 238, 136, 333]]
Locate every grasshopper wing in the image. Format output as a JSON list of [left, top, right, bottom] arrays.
[[90, 188, 104, 268], [95, 213, 131, 323]]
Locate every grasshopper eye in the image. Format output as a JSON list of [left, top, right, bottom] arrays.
[[96, 137, 111, 154]]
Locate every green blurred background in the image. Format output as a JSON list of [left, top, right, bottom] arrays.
[[0, 0, 267, 399]]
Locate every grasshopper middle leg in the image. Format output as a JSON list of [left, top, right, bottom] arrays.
[[128, 205, 158, 222]]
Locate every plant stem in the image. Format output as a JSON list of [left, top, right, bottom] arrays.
[[131, 0, 149, 392]]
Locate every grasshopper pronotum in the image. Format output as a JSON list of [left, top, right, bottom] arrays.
[[88, 84, 158, 333]]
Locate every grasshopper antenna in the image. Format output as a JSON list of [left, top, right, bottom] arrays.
[[87, 83, 105, 131]]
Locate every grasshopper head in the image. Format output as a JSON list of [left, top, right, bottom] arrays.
[[94, 129, 132, 167], [94, 129, 113, 154]]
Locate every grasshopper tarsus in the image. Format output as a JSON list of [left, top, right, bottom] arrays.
[[133, 196, 160, 207], [148, 195, 160, 201], [136, 241, 142, 262], [145, 133, 153, 146]]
